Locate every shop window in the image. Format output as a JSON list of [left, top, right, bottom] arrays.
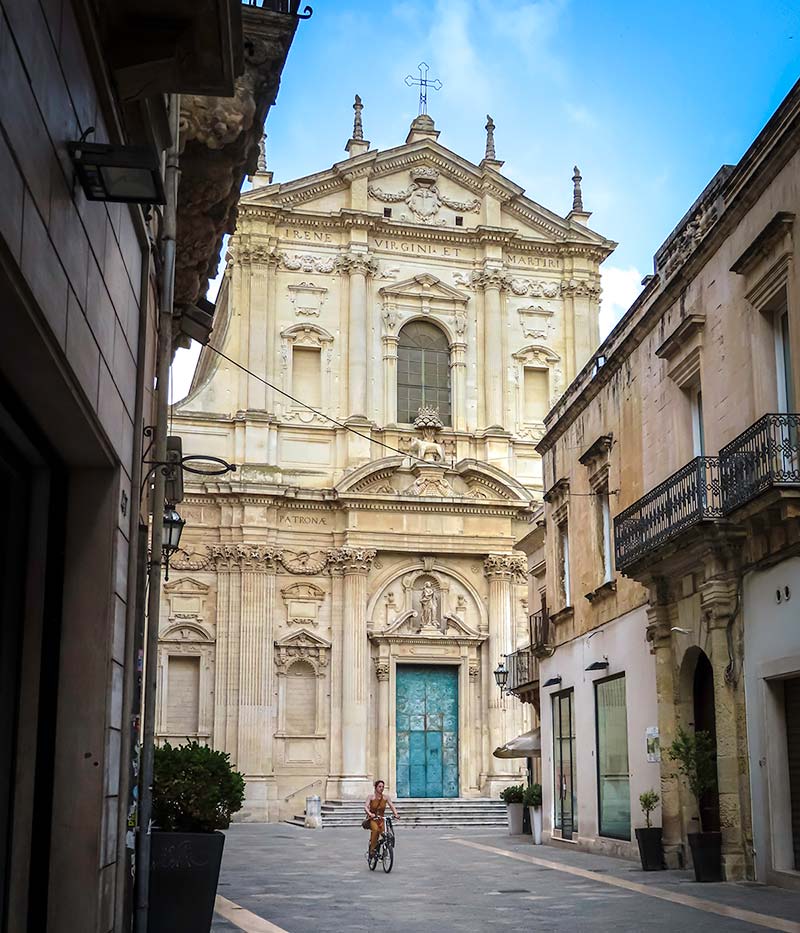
[[553, 688, 577, 838]]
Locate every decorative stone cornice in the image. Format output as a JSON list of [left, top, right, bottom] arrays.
[[483, 553, 527, 582], [336, 252, 378, 277], [327, 546, 377, 574]]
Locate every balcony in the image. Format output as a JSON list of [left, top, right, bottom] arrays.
[[531, 610, 550, 653], [720, 413, 800, 513], [507, 646, 539, 694], [614, 457, 723, 571]]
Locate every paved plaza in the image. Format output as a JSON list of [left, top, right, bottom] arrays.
[[211, 824, 800, 933]]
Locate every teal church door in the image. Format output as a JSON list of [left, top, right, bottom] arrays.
[[396, 665, 458, 798]]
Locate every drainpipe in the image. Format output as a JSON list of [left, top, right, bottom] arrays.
[[134, 92, 180, 933]]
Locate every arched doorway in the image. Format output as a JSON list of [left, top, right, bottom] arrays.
[[687, 649, 721, 833]]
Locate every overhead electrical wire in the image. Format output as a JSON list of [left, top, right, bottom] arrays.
[[205, 345, 431, 465]]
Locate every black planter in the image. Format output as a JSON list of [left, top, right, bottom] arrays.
[[688, 831, 722, 882], [148, 830, 225, 933], [635, 827, 665, 871]]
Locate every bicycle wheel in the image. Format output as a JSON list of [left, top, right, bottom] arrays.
[[368, 848, 378, 871], [382, 840, 394, 873]]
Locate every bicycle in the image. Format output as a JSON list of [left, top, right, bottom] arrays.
[[366, 815, 395, 873]]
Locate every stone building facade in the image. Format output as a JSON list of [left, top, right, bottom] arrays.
[[162, 104, 614, 819], [527, 79, 800, 885]]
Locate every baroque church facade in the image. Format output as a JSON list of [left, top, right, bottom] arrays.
[[160, 100, 615, 820]]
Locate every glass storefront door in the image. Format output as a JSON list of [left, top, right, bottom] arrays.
[[553, 688, 577, 839]]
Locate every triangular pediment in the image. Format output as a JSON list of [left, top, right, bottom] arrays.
[[238, 138, 614, 254], [164, 577, 210, 594], [275, 628, 331, 650], [379, 273, 469, 304]]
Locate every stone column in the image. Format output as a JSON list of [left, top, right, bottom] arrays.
[[646, 588, 683, 868], [340, 253, 378, 421], [210, 545, 242, 761], [374, 657, 390, 783], [483, 554, 526, 794], [330, 546, 376, 797], [469, 660, 481, 793], [701, 577, 750, 881], [237, 546, 279, 820], [474, 267, 508, 430]]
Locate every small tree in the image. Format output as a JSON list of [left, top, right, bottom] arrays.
[[666, 727, 717, 831], [639, 789, 660, 829], [523, 783, 542, 808], [499, 784, 525, 804], [153, 741, 246, 833]]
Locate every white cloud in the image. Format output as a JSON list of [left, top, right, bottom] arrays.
[[599, 265, 644, 339]]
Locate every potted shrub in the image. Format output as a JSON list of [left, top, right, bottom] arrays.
[[148, 741, 245, 933], [499, 784, 525, 835], [524, 783, 543, 845], [635, 789, 665, 870], [666, 727, 721, 882]]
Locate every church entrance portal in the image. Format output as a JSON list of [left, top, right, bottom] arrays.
[[396, 665, 458, 797]]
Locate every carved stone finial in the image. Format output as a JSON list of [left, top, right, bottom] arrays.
[[413, 406, 443, 431], [410, 407, 445, 464], [485, 115, 496, 161], [256, 133, 267, 173], [572, 165, 584, 212], [353, 94, 364, 140]]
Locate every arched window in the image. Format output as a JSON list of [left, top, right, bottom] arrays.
[[285, 660, 317, 735], [397, 321, 451, 425]]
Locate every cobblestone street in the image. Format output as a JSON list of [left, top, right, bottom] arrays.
[[211, 825, 800, 933]]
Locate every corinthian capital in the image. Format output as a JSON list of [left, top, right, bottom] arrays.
[[327, 546, 377, 574], [483, 553, 527, 581], [336, 252, 378, 278], [471, 267, 511, 291], [208, 542, 280, 572]]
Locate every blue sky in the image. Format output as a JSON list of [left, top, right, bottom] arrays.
[[173, 0, 799, 396]]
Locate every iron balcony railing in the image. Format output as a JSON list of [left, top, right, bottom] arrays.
[[243, 0, 313, 16], [507, 646, 539, 692], [614, 456, 723, 570], [720, 413, 800, 514], [531, 610, 550, 651]]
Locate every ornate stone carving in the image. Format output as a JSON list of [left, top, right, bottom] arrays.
[[469, 663, 480, 681], [382, 307, 398, 333], [518, 305, 554, 340], [280, 581, 326, 626], [452, 271, 473, 288], [170, 548, 213, 571], [288, 281, 327, 316], [483, 553, 527, 582], [368, 169, 480, 224], [656, 193, 722, 279], [561, 278, 601, 298], [484, 115, 497, 161], [336, 252, 379, 277], [373, 659, 390, 682], [403, 472, 455, 497], [454, 309, 467, 338], [279, 252, 337, 273], [275, 631, 331, 674], [280, 549, 329, 575], [471, 268, 512, 291], [208, 543, 279, 571], [174, 10, 296, 311], [327, 547, 377, 574], [409, 406, 445, 463], [233, 243, 274, 264]]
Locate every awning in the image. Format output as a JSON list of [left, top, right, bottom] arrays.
[[493, 728, 541, 759]]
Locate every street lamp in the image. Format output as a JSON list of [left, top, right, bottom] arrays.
[[493, 658, 508, 696], [162, 507, 185, 580]]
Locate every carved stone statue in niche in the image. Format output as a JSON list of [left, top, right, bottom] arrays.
[[414, 574, 443, 633]]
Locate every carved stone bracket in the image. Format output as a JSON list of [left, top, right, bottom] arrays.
[[373, 659, 390, 682]]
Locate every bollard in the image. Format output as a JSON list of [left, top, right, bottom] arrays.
[[305, 795, 322, 829]]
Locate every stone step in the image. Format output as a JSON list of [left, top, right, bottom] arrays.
[[288, 797, 510, 829]]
